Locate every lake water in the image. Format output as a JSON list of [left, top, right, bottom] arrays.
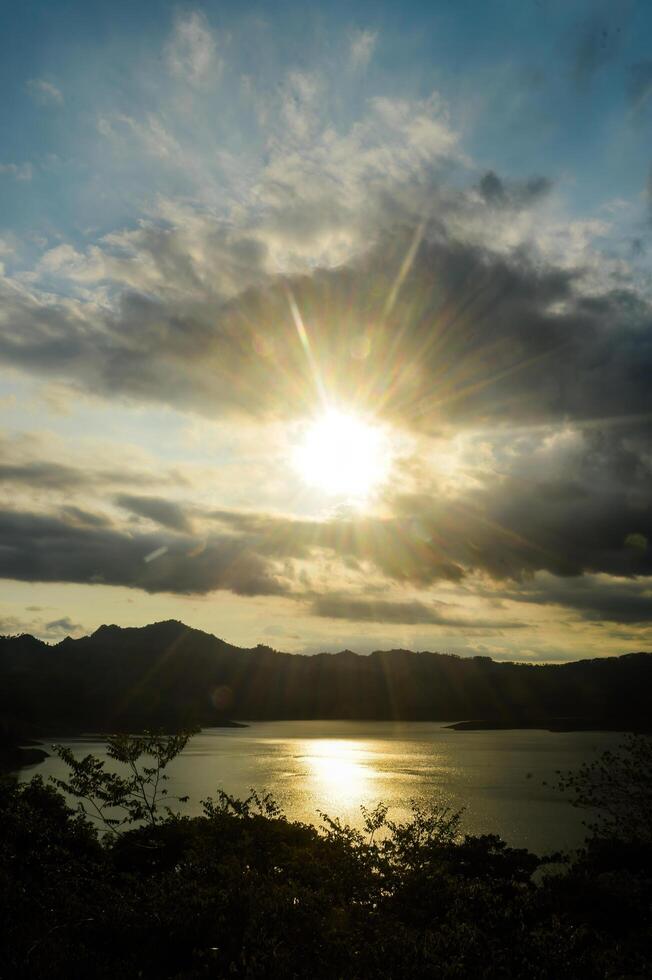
[[21, 721, 626, 855]]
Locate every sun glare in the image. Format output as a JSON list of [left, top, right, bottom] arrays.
[[293, 408, 390, 499], [302, 740, 375, 808]]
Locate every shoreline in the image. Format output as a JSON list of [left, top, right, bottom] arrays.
[[446, 718, 644, 733], [0, 743, 50, 774]]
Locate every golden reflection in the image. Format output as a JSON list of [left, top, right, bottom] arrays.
[[301, 739, 376, 807]]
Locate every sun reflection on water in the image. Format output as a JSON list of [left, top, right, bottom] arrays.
[[300, 739, 377, 809]]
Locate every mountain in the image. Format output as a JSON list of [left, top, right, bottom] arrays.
[[1, 620, 651, 734]]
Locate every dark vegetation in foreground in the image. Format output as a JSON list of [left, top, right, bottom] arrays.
[[2, 620, 652, 737], [0, 736, 48, 772], [2, 732, 652, 979]]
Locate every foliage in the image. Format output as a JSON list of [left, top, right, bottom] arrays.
[[51, 731, 193, 833], [202, 787, 283, 820], [555, 733, 652, 842], [1, 732, 652, 979]]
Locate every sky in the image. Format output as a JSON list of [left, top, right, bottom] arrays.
[[2, 0, 652, 661]]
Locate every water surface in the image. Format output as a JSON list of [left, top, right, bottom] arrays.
[[23, 721, 625, 854]]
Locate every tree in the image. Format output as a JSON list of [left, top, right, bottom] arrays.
[[51, 731, 193, 834], [555, 733, 652, 842]]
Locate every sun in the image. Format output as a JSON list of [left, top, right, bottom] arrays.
[[293, 408, 390, 499]]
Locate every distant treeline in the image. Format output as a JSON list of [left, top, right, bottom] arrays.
[[1, 619, 651, 735]]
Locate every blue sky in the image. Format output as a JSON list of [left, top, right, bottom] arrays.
[[3, 0, 652, 242], [2, 1, 652, 661]]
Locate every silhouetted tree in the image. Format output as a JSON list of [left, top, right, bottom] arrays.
[[2, 731, 652, 978], [51, 731, 192, 833], [555, 733, 652, 842]]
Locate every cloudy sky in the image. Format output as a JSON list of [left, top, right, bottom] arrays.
[[2, 0, 652, 660]]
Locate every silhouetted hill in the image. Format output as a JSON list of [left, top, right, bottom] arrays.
[[1, 620, 651, 734]]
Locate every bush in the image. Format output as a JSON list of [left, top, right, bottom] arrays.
[[0, 732, 651, 978], [555, 733, 652, 843]]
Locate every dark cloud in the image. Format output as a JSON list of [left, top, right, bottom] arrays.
[[0, 454, 184, 492], [310, 593, 526, 629], [2, 481, 652, 623], [210, 508, 466, 584], [497, 576, 652, 625], [214, 429, 652, 604], [0, 509, 286, 597], [0, 613, 82, 640], [115, 494, 193, 533], [387, 459, 652, 584], [44, 616, 82, 635], [0, 462, 91, 490], [2, 188, 652, 437], [60, 506, 112, 528], [2, 164, 652, 625], [5, 415, 651, 607], [216, 231, 652, 437], [478, 171, 552, 209], [212, 455, 652, 587]]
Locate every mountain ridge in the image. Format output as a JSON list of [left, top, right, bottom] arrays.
[[15, 618, 652, 665], [2, 620, 651, 735]]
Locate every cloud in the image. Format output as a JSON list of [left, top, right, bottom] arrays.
[[2, 463, 652, 623], [166, 11, 219, 85], [0, 91, 460, 421], [2, 192, 652, 619], [0, 224, 584, 424], [0, 450, 184, 494], [477, 171, 552, 209], [0, 162, 32, 181], [27, 78, 64, 106], [385, 446, 652, 584], [280, 70, 320, 141], [0, 461, 96, 491], [2, 130, 648, 440], [0, 509, 286, 597], [97, 113, 182, 161], [209, 507, 466, 584], [208, 423, 652, 590], [2, 44, 652, 639], [349, 29, 377, 71], [60, 506, 112, 528], [310, 593, 525, 629], [496, 574, 652, 625], [43, 616, 82, 636], [115, 493, 193, 533], [0, 612, 83, 640]]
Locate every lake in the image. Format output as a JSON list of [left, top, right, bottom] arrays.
[[21, 721, 626, 855]]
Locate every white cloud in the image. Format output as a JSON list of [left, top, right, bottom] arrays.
[[97, 112, 182, 160], [67, 87, 464, 285], [27, 78, 64, 106], [0, 162, 33, 181], [281, 70, 320, 141], [253, 91, 461, 270], [349, 29, 377, 70], [166, 11, 219, 85]]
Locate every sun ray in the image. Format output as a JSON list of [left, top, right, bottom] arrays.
[[286, 287, 329, 409]]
